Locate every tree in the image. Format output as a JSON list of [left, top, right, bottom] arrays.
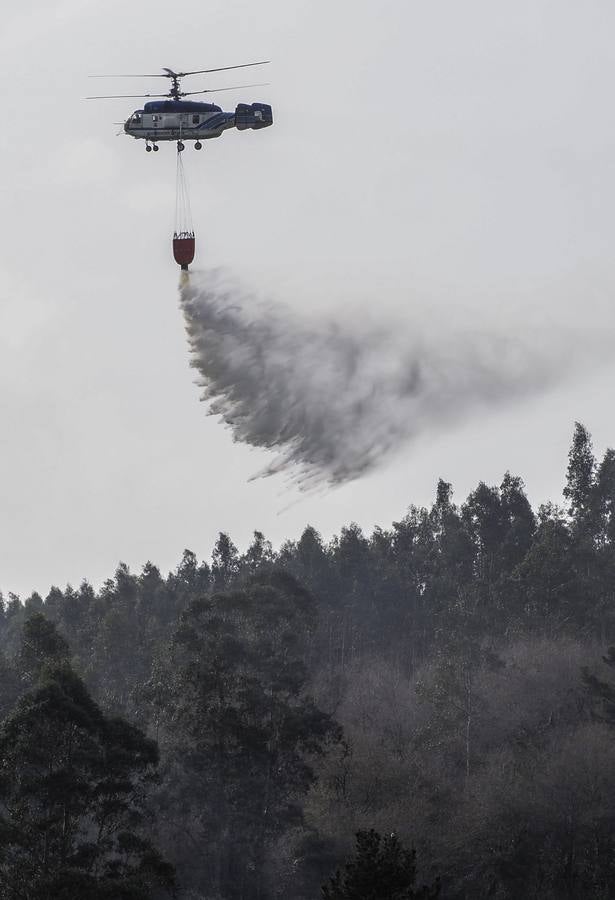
[[583, 646, 615, 724], [322, 830, 439, 900], [0, 661, 173, 899], [432, 478, 474, 586], [499, 472, 536, 572], [18, 612, 70, 683], [0, 652, 20, 721], [458, 474, 535, 627], [86, 565, 147, 715], [242, 530, 274, 574], [514, 503, 577, 628], [162, 571, 341, 898], [564, 422, 596, 527], [415, 636, 502, 790], [592, 448, 615, 548], [282, 525, 336, 608], [211, 531, 240, 590]]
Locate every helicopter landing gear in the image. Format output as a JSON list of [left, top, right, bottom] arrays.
[[152, 143, 159, 152], [146, 143, 152, 152], [194, 141, 202, 150], [177, 140, 185, 152]]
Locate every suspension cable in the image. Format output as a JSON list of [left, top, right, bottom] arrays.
[[174, 148, 194, 238]]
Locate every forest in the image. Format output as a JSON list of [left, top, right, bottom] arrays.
[[2, 422, 615, 899]]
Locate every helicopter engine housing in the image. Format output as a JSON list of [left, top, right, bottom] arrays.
[[235, 102, 273, 130]]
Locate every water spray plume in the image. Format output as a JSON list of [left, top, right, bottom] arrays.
[[179, 270, 578, 488]]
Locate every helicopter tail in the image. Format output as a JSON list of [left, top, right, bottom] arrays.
[[235, 103, 273, 131]]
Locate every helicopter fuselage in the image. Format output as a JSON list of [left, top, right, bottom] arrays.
[[123, 99, 272, 143]]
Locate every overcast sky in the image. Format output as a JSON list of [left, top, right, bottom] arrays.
[[1, 0, 615, 598]]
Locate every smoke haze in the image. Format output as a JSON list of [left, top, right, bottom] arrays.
[[180, 271, 574, 487]]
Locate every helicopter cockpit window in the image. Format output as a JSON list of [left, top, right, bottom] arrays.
[[192, 114, 199, 124], [133, 114, 141, 124]]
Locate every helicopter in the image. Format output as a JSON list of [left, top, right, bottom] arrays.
[[87, 62, 273, 151]]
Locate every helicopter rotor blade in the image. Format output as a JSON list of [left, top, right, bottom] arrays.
[[182, 82, 270, 96], [88, 62, 270, 80], [85, 93, 169, 99], [177, 61, 270, 77], [88, 74, 170, 78]]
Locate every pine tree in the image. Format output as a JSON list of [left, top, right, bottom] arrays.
[[322, 830, 439, 900]]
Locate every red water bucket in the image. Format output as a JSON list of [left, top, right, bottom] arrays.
[[173, 232, 195, 270]]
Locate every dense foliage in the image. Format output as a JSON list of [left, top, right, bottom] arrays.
[[322, 830, 440, 900], [2, 423, 615, 898]]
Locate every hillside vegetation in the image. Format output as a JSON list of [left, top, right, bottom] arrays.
[[1, 423, 615, 899]]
